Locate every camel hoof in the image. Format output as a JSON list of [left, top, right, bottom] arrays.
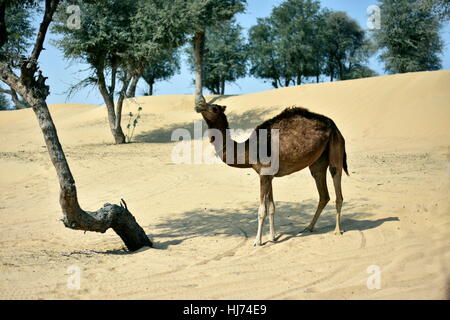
[[334, 230, 344, 235], [269, 233, 280, 242], [253, 240, 262, 247], [300, 227, 313, 234]]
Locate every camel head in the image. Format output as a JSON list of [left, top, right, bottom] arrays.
[[195, 102, 227, 122]]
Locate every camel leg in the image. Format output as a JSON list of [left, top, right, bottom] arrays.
[[254, 175, 272, 246], [331, 167, 344, 235], [267, 185, 277, 242], [302, 162, 330, 233]]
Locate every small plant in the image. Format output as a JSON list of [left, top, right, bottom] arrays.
[[126, 106, 142, 143]]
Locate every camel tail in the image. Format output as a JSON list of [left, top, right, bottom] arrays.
[[329, 126, 349, 176], [343, 148, 349, 176]]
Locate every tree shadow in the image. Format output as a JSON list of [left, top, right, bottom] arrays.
[[147, 199, 399, 249], [134, 120, 207, 143], [133, 108, 274, 144]]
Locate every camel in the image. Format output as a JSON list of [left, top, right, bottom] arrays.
[[195, 102, 349, 246]]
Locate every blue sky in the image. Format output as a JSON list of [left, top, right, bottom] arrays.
[[36, 0, 450, 105]]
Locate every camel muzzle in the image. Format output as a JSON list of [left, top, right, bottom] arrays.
[[195, 105, 205, 113]]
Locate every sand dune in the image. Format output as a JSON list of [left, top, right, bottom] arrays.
[[0, 70, 449, 299]]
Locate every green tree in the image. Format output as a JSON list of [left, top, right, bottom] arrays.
[[248, 17, 288, 88], [0, 0, 152, 251], [374, 0, 444, 74], [139, 48, 180, 96], [270, 0, 323, 85], [188, 19, 247, 95], [0, 1, 34, 109], [323, 11, 374, 81], [52, 0, 189, 144], [248, 1, 373, 87], [187, 0, 246, 105]]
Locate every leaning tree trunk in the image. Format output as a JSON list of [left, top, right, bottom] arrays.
[[193, 31, 206, 106], [0, 66, 152, 251], [0, 0, 151, 251]]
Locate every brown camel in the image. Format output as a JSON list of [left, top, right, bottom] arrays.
[[195, 102, 349, 246]]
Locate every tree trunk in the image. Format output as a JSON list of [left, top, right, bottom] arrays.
[[114, 72, 132, 144], [338, 60, 344, 80], [0, 63, 152, 252], [193, 31, 206, 106], [284, 78, 290, 87], [316, 75, 320, 83], [127, 75, 139, 98], [220, 79, 225, 95], [148, 78, 154, 96], [96, 67, 126, 144]]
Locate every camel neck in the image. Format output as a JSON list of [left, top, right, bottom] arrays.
[[204, 114, 251, 169]]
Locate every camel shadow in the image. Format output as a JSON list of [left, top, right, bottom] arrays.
[[148, 199, 399, 249], [133, 108, 274, 144]]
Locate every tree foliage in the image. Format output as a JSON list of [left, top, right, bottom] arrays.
[[186, 0, 247, 104], [0, 1, 34, 109], [141, 48, 181, 96], [322, 11, 374, 81], [374, 0, 444, 73], [248, 0, 375, 88], [52, 0, 190, 143]]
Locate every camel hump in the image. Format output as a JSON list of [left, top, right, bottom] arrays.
[[328, 127, 349, 176], [256, 106, 335, 131]]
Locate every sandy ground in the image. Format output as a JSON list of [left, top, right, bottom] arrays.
[[0, 70, 449, 299]]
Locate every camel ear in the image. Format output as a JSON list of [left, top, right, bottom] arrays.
[[221, 105, 227, 112]]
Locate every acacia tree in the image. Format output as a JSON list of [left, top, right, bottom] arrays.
[[0, 0, 152, 251], [374, 0, 444, 73], [271, 0, 322, 85], [0, 1, 34, 109], [247, 17, 289, 88], [140, 49, 180, 96], [187, 0, 246, 106], [126, 48, 180, 98], [248, 2, 374, 87], [188, 19, 247, 95], [53, 0, 189, 144], [322, 11, 373, 81]]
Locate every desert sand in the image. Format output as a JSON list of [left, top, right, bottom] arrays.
[[0, 70, 449, 299]]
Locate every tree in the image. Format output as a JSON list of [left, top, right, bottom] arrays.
[[248, 2, 374, 87], [131, 48, 180, 97], [0, 0, 151, 251], [322, 11, 374, 81], [270, 0, 322, 85], [248, 17, 288, 88], [53, 0, 189, 144], [0, 1, 34, 109], [142, 49, 180, 96], [374, 0, 444, 74], [188, 19, 247, 95], [186, 0, 246, 105]]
